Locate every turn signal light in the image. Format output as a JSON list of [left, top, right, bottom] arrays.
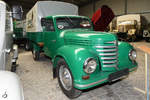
[[38, 42, 44, 47], [82, 75, 90, 80]]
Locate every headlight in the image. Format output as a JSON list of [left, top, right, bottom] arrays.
[[83, 58, 97, 74], [143, 30, 149, 36], [129, 49, 137, 61]]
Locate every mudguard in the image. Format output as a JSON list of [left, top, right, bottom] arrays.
[[0, 71, 24, 100], [53, 46, 99, 81], [118, 42, 137, 68]]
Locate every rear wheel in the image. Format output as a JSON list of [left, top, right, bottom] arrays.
[[57, 58, 82, 99], [32, 49, 40, 61]]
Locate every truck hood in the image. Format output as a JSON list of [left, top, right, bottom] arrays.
[[61, 29, 117, 45], [61, 29, 118, 71]]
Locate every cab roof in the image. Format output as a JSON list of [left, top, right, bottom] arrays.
[[45, 15, 90, 19]]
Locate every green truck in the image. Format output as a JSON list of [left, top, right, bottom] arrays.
[[26, 1, 137, 98]]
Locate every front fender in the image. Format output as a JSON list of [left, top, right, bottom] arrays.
[[118, 42, 137, 69], [53, 45, 99, 82]]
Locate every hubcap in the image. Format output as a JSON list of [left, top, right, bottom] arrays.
[[59, 65, 72, 91]]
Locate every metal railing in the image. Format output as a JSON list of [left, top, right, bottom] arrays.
[[136, 45, 150, 100]]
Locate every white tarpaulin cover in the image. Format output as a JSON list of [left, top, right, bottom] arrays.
[[26, 1, 78, 32]]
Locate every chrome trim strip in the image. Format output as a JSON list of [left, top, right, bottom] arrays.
[[75, 78, 107, 88], [101, 57, 117, 60], [99, 53, 117, 56], [95, 46, 117, 48], [103, 60, 117, 64], [105, 40, 117, 44], [103, 65, 117, 67], [96, 49, 117, 52]]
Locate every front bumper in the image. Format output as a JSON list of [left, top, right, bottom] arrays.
[[74, 64, 137, 90]]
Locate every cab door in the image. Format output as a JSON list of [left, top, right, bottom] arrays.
[[43, 18, 57, 58]]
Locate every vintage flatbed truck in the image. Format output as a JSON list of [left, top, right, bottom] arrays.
[[26, 1, 137, 98]]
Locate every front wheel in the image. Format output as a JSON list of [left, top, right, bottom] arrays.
[[57, 58, 82, 99], [32, 49, 40, 61]]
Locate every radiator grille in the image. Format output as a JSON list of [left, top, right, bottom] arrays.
[[95, 40, 118, 69]]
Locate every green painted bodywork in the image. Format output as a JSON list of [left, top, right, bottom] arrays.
[[13, 22, 23, 39], [13, 28, 23, 39], [13, 21, 26, 44], [26, 15, 137, 90]]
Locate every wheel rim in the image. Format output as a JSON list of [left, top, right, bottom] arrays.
[[59, 65, 72, 91]]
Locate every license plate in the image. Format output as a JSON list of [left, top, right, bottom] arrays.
[[108, 68, 129, 82]]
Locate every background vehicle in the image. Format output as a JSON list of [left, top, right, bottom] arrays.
[[0, 1, 24, 100], [0, 1, 18, 71], [26, 1, 137, 98], [143, 25, 150, 42], [13, 20, 27, 46], [110, 14, 150, 42]]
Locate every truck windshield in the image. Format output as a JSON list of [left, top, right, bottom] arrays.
[[56, 17, 91, 30]]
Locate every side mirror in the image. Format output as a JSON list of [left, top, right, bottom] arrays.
[[12, 5, 23, 20], [41, 18, 46, 26]]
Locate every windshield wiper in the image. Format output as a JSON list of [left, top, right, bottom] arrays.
[[65, 17, 76, 28]]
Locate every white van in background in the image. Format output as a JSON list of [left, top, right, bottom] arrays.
[[0, 1, 18, 71], [0, 1, 24, 100]]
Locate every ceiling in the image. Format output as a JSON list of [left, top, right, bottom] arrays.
[[5, 0, 96, 15]]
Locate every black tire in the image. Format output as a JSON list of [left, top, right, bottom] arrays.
[[145, 37, 150, 42], [32, 49, 40, 61], [11, 62, 17, 72], [57, 58, 82, 99]]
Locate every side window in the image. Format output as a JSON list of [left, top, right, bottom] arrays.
[[45, 19, 55, 31]]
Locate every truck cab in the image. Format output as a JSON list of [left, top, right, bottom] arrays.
[[41, 15, 93, 58], [28, 15, 137, 98]]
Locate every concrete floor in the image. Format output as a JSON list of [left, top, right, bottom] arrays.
[[16, 41, 150, 100]]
